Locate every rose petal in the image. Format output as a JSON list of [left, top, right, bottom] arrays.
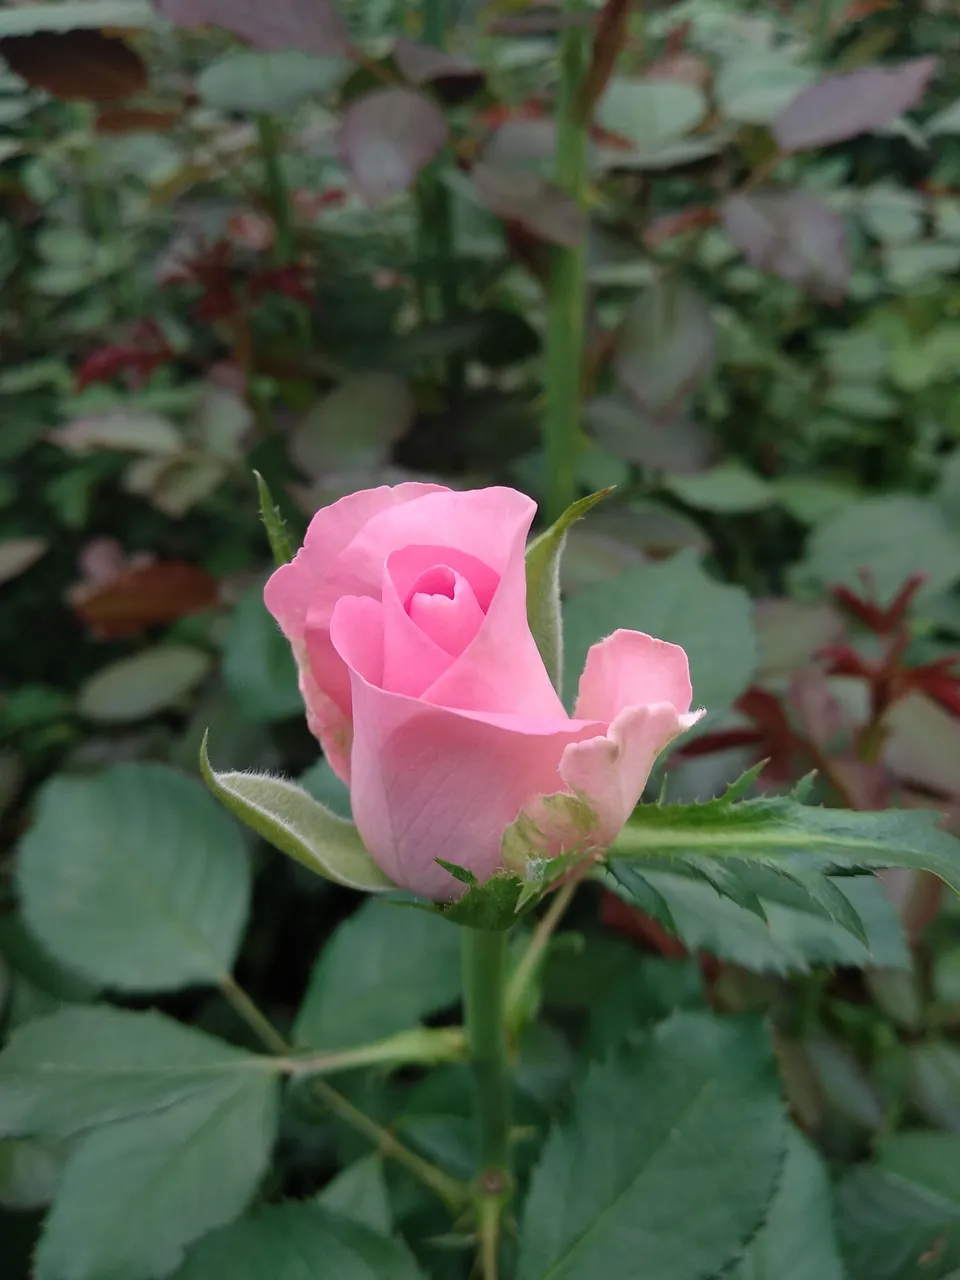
[[331, 595, 594, 898], [265, 482, 445, 645], [407, 567, 486, 656], [559, 703, 705, 846], [264, 482, 443, 774], [573, 629, 694, 721], [380, 566, 456, 698]]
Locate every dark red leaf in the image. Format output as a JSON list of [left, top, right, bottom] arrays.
[[0, 31, 147, 102], [577, 0, 632, 122]]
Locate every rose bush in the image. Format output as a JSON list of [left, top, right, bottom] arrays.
[[265, 484, 702, 898]]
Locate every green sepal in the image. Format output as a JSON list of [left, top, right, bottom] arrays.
[[253, 470, 294, 568], [525, 487, 613, 694], [200, 732, 394, 893]]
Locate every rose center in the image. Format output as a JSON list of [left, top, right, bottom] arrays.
[[405, 564, 485, 657]]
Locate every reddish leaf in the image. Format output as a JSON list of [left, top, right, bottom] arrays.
[[772, 56, 938, 152], [643, 205, 717, 250], [473, 160, 585, 248], [0, 31, 147, 102], [577, 0, 632, 122], [393, 37, 484, 104], [71, 560, 220, 638], [722, 190, 849, 303], [96, 108, 183, 134], [339, 87, 447, 204], [152, 0, 349, 55]]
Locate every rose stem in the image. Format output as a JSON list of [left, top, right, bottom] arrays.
[[462, 926, 512, 1280], [219, 974, 471, 1213], [543, 4, 591, 523]]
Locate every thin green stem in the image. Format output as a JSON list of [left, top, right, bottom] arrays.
[[544, 9, 591, 523], [220, 974, 290, 1056], [257, 115, 296, 264], [308, 1076, 470, 1213], [288, 1027, 466, 1077], [219, 975, 469, 1213], [463, 927, 511, 1280], [506, 881, 577, 1032]]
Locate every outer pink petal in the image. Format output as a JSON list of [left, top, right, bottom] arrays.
[[573, 629, 694, 721], [558, 704, 704, 847], [331, 597, 593, 899], [264, 483, 446, 647]]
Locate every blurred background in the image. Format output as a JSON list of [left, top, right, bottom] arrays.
[[2, 0, 960, 1275]]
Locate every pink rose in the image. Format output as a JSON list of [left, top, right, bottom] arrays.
[[265, 485, 702, 900]]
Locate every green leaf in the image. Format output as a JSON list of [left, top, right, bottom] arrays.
[[734, 1127, 845, 1280], [611, 778, 960, 950], [170, 1202, 425, 1280], [838, 1131, 960, 1280], [198, 49, 349, 113], [289, 374, 415, 478], [596, 78, 707, 160], [525, 489, 613, 693], [200, 736, 394, 892], [222, 581, 302, 723], [665, 461, 775, 514], [35, 1073, 278, 1280], [17, 764, 250, 991], [294, 899, 461, 1049], [563, 550, 756, 723], [436, 872, 529, 929], [0, 1006, 278, 1139], [253, 471, 293, 567], [606, 868, 906, 974], [76, 645, 212, 722], [317, 1155, 392, 1235], [792, 495, 960, 604], [906, 1041, 960, 1132], [0, 1138, 63, 1211], [517, 1012, 785, 1279]]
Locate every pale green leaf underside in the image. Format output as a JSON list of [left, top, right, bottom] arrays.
[[201, 734, 394, 892]]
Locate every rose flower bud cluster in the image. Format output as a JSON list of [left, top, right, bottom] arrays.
[[265, 485, 702, 900]]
